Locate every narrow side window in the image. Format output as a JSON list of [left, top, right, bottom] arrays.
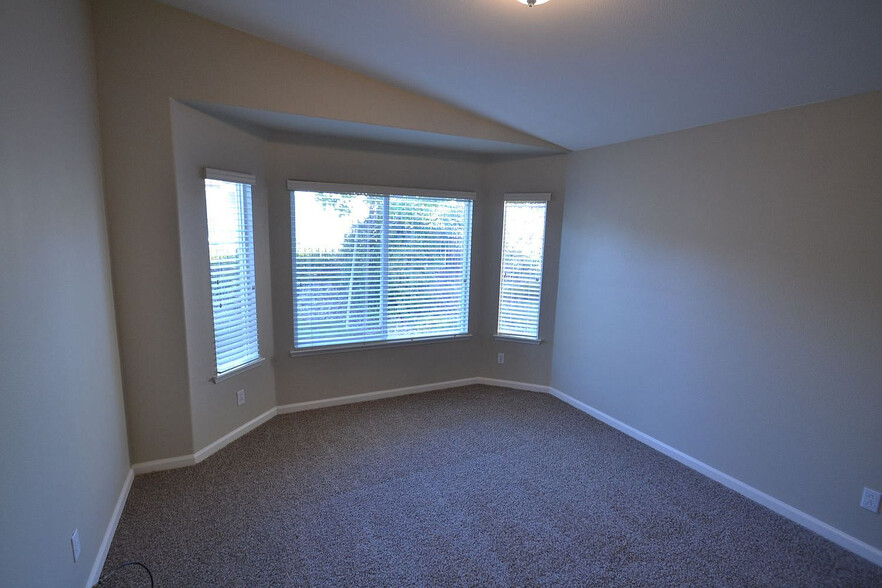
[[497, 196, 549, 340], [204, 170, 259, 376]]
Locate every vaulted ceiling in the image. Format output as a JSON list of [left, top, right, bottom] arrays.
[[160, 0, 882, 151]]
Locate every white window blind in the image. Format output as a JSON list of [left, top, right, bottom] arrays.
[[290, 185, 473, 350], [497, 196, 549, 340], [205, 173, 260, 375]]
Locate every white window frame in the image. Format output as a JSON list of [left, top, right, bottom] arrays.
[[495, 193, 550, 343], [204, 168, 263, 382], [287, 180, 475, 356]]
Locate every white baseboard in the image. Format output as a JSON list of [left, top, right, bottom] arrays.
[[276, 377, 480, 414], [137, 378, 537, 475], [131, 453, 196, 475], [125, 377, 881, 568], [87, 468, 134, 587], [546, 386, 882, 568], [474, 377, 551, 394], [193, 407, 277, 463], [134, 379, 485, 473], [134, 380, 481, 473], [132, 407, 277, 475]]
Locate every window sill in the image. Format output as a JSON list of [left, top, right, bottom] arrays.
[[212, 357, 265, 383], [493, 335, 543, 345], [290, 334, 472, 357]]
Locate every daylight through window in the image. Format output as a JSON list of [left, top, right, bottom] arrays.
[[205, 171, 260, 375], [290, 183, 474, 350], [497, 195, 549, 340]]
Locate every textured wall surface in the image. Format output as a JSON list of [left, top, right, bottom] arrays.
[[0, 0, 130, 585], [552, 92, 882, 551]]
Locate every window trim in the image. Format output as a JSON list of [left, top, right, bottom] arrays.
[[211, 357, 265, 383], [286, 180, 475, 201], [204, 168, 262, 382], [206, 167, 256, 186], [288, 180, 476, 353], [495, 193, 551, 342], [493, 334, 543, 345], [289, 334, 472, 357], [502, 192, 551, 202]]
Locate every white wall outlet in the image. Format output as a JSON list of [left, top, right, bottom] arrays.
[[860, 487, 881, 513], [71, 529, 81, 562], [236, 389, 245, 406], [497, 353, 505, 364]]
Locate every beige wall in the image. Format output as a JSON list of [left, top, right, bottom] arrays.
[[480, 155, 569, 384], [171, 102, 277, 450], [0, 1, 130, 585], [552, 92, 882, 551], [91, 0, 555, 462]]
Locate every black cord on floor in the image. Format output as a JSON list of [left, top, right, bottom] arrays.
[[93, 561, 154, 587]]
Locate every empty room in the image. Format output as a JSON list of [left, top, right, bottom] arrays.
[[2, 0, 882, 586]]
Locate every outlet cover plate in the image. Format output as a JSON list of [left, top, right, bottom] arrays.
[[861, 487, 881, 513], [497, 353, 505, 364], [236, 390, 245, 406]]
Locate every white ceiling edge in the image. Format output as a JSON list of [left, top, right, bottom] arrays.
[[160, 0, 882, 151], [182, 101, 568, 160]]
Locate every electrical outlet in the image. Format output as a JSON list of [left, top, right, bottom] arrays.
[[860, 487, 881, 513], [71, 529, 81, 563], [497, 353, 505, 364], [236, 389, 245, 406]]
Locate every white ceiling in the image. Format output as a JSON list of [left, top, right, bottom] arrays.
[[161, 0, 882, 151]]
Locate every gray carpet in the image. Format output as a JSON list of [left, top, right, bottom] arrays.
[[102, 385, 882, 586]]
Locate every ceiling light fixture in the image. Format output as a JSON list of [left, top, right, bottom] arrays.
[[518, 0, 550, 6]]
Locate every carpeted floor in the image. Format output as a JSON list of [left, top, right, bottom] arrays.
[[102, 385, 882, 586]]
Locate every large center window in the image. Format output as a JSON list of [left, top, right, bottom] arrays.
[[289, 181, 474, 352]]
